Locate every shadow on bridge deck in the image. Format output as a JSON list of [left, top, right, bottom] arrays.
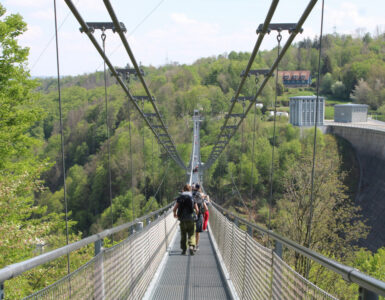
[[148, 226, 232, 299]]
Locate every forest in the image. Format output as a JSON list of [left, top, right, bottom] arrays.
[[1, 3, 385, 298]]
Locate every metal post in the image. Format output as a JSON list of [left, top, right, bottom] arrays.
[[94, 239, 105, 299], [247, 225, 253, 237], [234, 217, 239, 227], [273, 240, 283, 298], [359, 287, 379, 300], [274, 240, 283, 259], [164, 214, 169, 251], [94, 239, 102, 256], [229, 222, 235, 277], [135, 222, 143, 232], [242, 230, 249, 299], [1, 282, 4, 300]]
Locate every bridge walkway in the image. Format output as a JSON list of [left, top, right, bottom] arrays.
[[147, 226, 231, 299]]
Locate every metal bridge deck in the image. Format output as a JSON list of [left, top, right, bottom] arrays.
[[149, 227, 231, 299]]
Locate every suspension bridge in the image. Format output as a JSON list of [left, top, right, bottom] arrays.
[[1, 0, 385, 299]]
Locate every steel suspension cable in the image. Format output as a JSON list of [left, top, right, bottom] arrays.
[[97, 0, 166, 70], [101, 30, 114, 233], [127, 100, 135, 220], [239, 102, 245, 194], [268, 32, 282, 236], [305, 0, 325, 270], [230, 172, 251, 221], [141, 100, 148, 200], [250, 99, 258, 200], [102, 0, 186, 170], [64, 0, 186, 170], [152, 135, 155, 188], [53, 0, 70, 276], [144, 159, 170, 215], [204, 0, 318, 170], [32, 0, 80, 71], [204, 0, 279, 167]]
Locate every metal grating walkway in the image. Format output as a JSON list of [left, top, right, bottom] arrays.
[[149, 227, 232, 299]]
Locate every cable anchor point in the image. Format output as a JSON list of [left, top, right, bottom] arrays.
[[277, 31, 282, 43]]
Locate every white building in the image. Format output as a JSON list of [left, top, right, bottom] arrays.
[[289, 96, 324, 126], [334, 103, 368, 123]]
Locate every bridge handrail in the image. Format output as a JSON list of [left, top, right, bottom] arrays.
[[0, 202, 173, 283], [212, 201, 385, 297]]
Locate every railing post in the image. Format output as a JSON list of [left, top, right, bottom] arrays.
[[359, 287, 378, 300], [242, 226, 251, 300], [146, 217, 151, 227], [272, 240, 283, 299], [1, 281, 4, 300], [274, 240, 282, 259], [135, 222, 143, 232], [94, 239, 102, 256], [247, 225, 253, 237], [94, 239, 105, 300], [163, 214, 168, 251], [229, 218, 237, 277]]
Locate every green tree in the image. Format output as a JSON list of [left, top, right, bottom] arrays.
[[321, 55, 333, 75], [320, 73, 334, 95], [351, 79, 373, 106], [331, 81, 347, 99], [275, 133, 367, 282], [0, 5, 39, 169], [0, 5, 88, 298]]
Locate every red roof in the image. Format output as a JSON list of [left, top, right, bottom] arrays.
[[278, 70, 311, 80]]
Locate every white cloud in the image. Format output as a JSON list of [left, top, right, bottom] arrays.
[[170, 13, 196, 25], [130, 14, 255, 66], [19, 24, 44, 42], [76, 0, 106, 13], [326, 2, 384, 34], [30, 9, 53, 21], [5, 0, 50, 8], [147, 12, 219, 43]]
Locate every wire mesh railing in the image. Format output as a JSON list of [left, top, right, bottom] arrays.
[[22, 208, 177, 300], [209, 203, 337, 300]]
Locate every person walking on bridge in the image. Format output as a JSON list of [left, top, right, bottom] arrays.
[[202, 194, 210, 231], [173, 184, 199, 255], [192, 184, 207, 251]]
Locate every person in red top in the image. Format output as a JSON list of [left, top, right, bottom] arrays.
[[202, 194, 210, 231]]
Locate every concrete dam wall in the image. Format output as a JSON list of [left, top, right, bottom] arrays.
[[327, 125, 385, 251]]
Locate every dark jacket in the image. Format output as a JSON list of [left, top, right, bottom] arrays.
[[176, 191, 194, 221]]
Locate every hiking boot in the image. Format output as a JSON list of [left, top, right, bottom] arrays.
[[181, 250, 186, 255], [189, 245, 195, 256]]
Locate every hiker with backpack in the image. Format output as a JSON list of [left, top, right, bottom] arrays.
[[173, 184, 199, 255], [192, 184, 208, 251]]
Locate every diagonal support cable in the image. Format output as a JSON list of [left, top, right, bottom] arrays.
[[102, 0, 186, 170], [201, 0, 279, 169], [203, 0, 318, 170], [64, 0, 186, 170]]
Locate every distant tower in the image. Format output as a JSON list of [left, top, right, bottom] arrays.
[[289, 96, 324, 126]]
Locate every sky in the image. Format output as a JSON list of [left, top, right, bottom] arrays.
[[3, 0, 385, 77]]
